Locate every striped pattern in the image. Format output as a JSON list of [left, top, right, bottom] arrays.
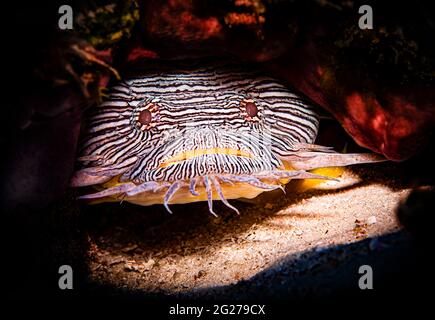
[[73, 58, 326, 213], [78, 58, 319, 182]]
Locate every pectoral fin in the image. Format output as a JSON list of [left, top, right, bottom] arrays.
[[281, 152, 386, 171]]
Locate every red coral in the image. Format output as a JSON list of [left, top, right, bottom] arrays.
[[225, 12, 264, 26], [127, 47, 159, 62], [142, 0, 222, 42]]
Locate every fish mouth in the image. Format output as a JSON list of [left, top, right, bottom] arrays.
[[158, 148, 254, 168]]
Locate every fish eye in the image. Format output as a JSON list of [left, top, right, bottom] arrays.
[[245, 102, 258, 118], [138, 109, 152, 125], [132, 100, 159, 132]]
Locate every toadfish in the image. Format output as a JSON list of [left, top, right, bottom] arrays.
[[71, 58, 384, 215]]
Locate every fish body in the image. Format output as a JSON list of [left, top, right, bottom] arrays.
[[72, 58, 384, 214]]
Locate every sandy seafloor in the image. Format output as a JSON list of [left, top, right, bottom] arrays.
[[82, 162, 418, 299]]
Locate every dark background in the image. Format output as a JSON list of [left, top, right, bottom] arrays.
[[0, 0, 434, 310]]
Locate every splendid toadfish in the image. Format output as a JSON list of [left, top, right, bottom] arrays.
[[71, 58, 384, 215]]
